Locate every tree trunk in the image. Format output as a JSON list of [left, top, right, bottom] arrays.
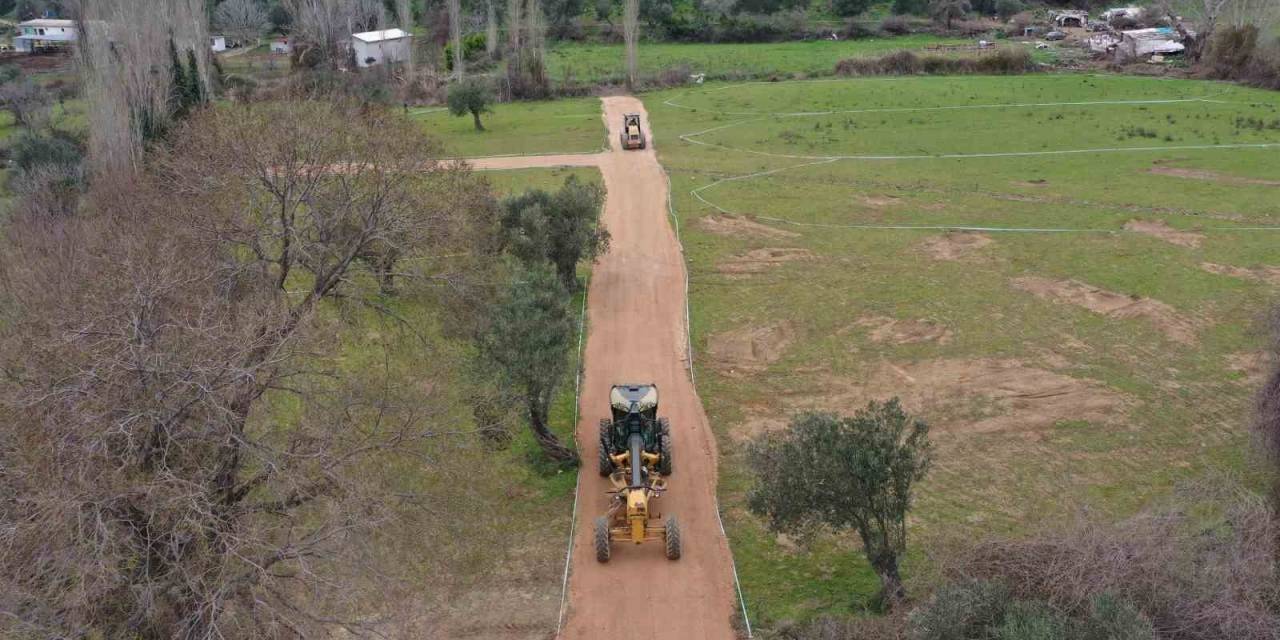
[[471, 109, 485, 131], [871, 552, 906, 610], [527, 401, 577, 463], [623, 0, 639, 91]]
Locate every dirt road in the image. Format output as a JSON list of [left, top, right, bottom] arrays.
[[470, 97, 739, 639]]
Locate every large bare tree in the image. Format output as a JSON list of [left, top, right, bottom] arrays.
[[214, 0, 271, 46], [0, 102, 499, 638], [75, 0, 210, 176], [623, 0, 638, 90]]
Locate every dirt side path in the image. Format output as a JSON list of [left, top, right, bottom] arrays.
[[466, 154, 602, 170], [465, 98, 739, 639], [557, 97, 738, 639]]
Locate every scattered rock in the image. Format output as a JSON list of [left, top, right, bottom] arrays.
[[1012, 277, 1198, 344], [781, 358, 1127, 434], [1149, 166, 1280, 187], [1200, 262, 1280, 285], [1124, 219, 1205, 248], [920, 232, 994, 261], [697, 213, 799, 239], [851, 315, 953, 345], [707, 322, 795, 375], [717, 247, 815, 274]]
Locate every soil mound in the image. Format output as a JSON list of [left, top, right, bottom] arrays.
[[1123, 219, 1204, 248], [697, 213, 799, 239], [1200, 262, 1280, 285], [921, 232, 994, 260], [1013, 277, 1197, 344], [717, 247, 815, 274], [707, 321, 795, 374]]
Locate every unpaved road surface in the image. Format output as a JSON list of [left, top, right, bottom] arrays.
[[470, 97, 739, 639]]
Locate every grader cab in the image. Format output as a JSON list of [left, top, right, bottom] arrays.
[[594, 383, 680, 562]]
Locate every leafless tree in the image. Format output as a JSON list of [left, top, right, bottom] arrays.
[[1175, 0, 1280, 59], [0, 102, 499, 638], [74, 0, 210, 176], [215, 0, 271, 47], [449, 0, 464, 78], [486, 0, 499, 58], [285, 0, 386, 69], [623, 0, 638, 90], [0, 77, 52, 129]]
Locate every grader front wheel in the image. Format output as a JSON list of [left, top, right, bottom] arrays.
[[594, 516, 612, 563], [664, 516, 682, 560]]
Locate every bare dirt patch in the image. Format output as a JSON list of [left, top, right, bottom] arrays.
[[1149, 166, 1280, 187], [1226, 351, 1273, 386], [1012, 277, 1198, 344], [780, 358, 1127, 434], [920, 232, 994, 261], [851, 315, 953, 345], [697, 213, 799, 239], [717, 247, 815, 274], [707, 321, 795, 375], [1200, 262, 1280, 285], [860, 194, 901, 208], [1123, 219, 1205, 248]]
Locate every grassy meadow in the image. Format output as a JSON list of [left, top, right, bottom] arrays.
[[414, 97, 607, 157], [545, 35, 970, 84], [644, 74, 1280, 624]]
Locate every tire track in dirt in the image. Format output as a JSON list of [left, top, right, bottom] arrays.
[[468, 97, 739, 639]]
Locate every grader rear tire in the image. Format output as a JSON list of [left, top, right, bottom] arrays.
[[664, 516, 682, 560], [594, 516, 612, 563], [598, 419, 614, 477]]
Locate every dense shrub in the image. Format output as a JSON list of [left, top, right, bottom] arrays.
[[444, 32, 488, 71], [835, 48, 1034, 76], [909, 580, 1011, 640], [994, 0, 1024, 19], [10, 130, 82, 174], [946, 481, 1280, 640], [881, 15, 912, 35]]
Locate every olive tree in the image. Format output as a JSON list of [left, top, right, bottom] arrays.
[[448, 77, 494, 130], [479, 264, 578, 464], [929, 0, 971, 29], [747, 400, 932, 609], [499, 175, 608, 291]]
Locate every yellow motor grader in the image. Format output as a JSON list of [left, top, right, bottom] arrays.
[[594, 383, 681, 562], [620, 113, 646, 150]]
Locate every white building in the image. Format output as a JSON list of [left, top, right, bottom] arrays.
[[1101, 7, 1143, 22], [270, 38, 291, 54], [211, 35, 227, 52], [14, 19, 77, 53], [351, 29, 413, 68], [1117, 28, 1185, 59]]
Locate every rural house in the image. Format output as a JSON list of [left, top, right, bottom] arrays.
[[1116, 28, 1185, 60], [14, 18, 77, 53], [1052, 10, 1088, 28], [351, 29, 413, 68]]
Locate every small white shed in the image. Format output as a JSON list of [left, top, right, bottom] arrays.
[[211, 35, 227, 52], [351, 29, 413, 68], [270, 38, 291, 54]]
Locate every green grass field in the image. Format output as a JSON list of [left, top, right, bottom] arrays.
[[644, 74, 1280, 625], [414, 97, 607, 157], [546, 35, 970, 84]]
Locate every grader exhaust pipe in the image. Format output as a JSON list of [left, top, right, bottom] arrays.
[[629, 433, 644, 488]]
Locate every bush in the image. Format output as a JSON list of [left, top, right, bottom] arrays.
[[11, 130, 82, 174], [444, 32, 488, 71], [994, 601, 1071, 640], [909, 580, 1011, 640], [994, 0, 1023, 18], [836, 47, 1034, 76], [881, 15, 912, 35], [1204, 24, 1259, 79]]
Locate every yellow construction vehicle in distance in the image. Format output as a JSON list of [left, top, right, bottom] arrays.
[[620, 113, 647, 150], [594, 383, 680, 562]]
